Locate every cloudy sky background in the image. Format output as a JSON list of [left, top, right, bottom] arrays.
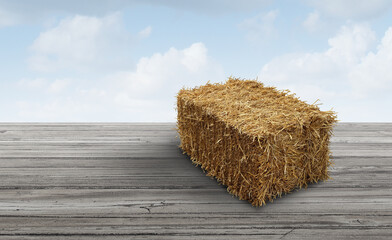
[[1, 0, 392, 122]]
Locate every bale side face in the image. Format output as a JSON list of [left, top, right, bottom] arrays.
[[176, 78, 337, 206]]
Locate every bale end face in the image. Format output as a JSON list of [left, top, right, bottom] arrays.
[[176, 77, 337, 206]]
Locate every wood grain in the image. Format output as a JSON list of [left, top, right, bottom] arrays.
[[0, 123, 391, 239]]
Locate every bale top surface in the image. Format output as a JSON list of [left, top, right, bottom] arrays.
[[178, 77, 337, 137]]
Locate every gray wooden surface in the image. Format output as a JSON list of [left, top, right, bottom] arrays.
[[0, 122, 391, 239]]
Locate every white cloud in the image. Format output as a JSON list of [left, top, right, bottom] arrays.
[[18, 78, 71, 94], [28, 12, 131, 73], [0, 0, 272, 28], [48, 79, 71, 93], [326, 24, 376, 64], [18, 78, 47, 88], [15, 42, 225, 121], [306, 0, 392, 20], [0, 6, 18, 27], [348, 27, 392, 97], [0, 0, 133, 27], [109, 42, 223, 100], [149, 0, 273, 15], [259, 23, 392, 121], [238, 10, 278, 42], [303, 11, 320, 32], [138, 26, 152, 39]]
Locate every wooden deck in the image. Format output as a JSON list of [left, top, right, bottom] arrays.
[[0, 123, 391, 239]]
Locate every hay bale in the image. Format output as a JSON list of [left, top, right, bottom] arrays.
[[176, 77, 338, 206]]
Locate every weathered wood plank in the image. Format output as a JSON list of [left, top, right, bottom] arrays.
[[0, 166, 391, 178], [0, 169, 390, 188], [0, 156, 390, 169], [0, 188, 391, 216], [287, 229, 392, 240], [1, 142, 392, 150], [0, 216, 390, 236], [0, 236, 283, 240]]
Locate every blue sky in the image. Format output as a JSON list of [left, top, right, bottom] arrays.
[[1, 0, 392, 122]]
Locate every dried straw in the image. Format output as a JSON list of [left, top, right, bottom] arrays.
[[176, 77, 337, 206]]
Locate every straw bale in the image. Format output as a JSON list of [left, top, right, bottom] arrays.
[[176, 77, 337, 206]]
